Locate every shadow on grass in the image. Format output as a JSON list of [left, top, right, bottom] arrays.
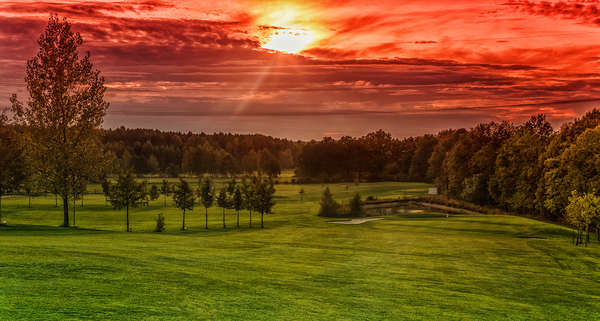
[[0, 224, 116, 235]]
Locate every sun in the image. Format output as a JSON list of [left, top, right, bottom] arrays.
[[262, 28, 314, 54]]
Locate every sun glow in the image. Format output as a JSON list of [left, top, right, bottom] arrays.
[[262, 28, 314, 54]]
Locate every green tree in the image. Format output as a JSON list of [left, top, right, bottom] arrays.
[[10, 16, 109, 227], [565, 192, 600, 246], [241, 178, 255, 227], [149, 185, 160, 201], [216, 187, 228, 229], [349, 193, 364, 217], [545, 127, 600, 219], [109, 172, 145, 232], [232, 185, 243, 228], [199, 177, 214, 229], [318, 187, 340, 217], [0, 111, 27, 223], [159, 179, 170, 207], [173, 179, 195, 231], [253, 175, 276, 228]]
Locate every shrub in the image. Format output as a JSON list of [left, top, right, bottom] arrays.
[[154, 213, 165, 232], [349, 193, 364, 217], [318, 187, 340, 217]]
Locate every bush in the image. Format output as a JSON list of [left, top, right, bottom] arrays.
[[318, 187, 340, 217], [154, 213, 165, 232], [349, 193, 364, 217]]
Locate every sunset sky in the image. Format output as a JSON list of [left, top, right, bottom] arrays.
[[1, 0, 600, 139]]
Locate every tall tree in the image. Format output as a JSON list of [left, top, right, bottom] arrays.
[[0, 111, 27, 223], [159, 179, 170, 207], [11, 16, 109, 227], [241, 178, 255, 227], [109, 172, 145, 232], [173, 179, 195, 231], [216, 187, 228, 229], [199, 177, 214, 229], [232, 185, 243, 228], [254, 175, 276, 228]]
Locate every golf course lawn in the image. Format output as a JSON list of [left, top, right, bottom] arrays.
[[1, 181, 599, 320]]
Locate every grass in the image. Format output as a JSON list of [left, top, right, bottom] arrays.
[[1, 181, 599, 320]]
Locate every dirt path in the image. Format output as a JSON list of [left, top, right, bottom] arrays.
[[329, 218, 384, 225]]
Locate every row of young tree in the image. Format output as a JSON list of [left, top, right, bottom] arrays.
[[102, 174, 276, 232]]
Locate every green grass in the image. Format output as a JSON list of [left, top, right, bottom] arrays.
[[1, 181, 599, 320]]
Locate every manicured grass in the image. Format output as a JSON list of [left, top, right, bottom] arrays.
[[1, 181, 599, 320]]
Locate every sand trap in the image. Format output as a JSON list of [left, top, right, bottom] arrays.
[[329, 218, 384, 225]]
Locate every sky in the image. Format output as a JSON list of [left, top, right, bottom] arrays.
[[1, 0, 600, 140]]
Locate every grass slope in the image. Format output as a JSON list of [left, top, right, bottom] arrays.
[[1, 182, 599, 320]]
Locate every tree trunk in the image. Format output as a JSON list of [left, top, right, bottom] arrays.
[[81, 194, 84, 207], [222, 208, 226, 229], [62, 195, 69, 227], [126, 204, 130, 232], [205, 207, 208, 229], [261, 210, 264, 229], [237, 210, 239, 228], [586, 224, 590, 247], [55, 194, 58, 207], [182, 208, 186, 231], [72, 196, 76, 227]]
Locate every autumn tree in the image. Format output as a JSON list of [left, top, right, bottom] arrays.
[[11, 16, 109, 227], [109, 172, 146, 232], [565, 192, 600, 246], [173, 179, 195, 231]]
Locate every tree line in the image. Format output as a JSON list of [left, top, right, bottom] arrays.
[[103, 127, 300, 177]]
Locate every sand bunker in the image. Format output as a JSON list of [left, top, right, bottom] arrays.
[[329, 218, 384, 225]]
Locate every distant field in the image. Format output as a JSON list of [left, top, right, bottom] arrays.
[[1, 181, 599, 320]]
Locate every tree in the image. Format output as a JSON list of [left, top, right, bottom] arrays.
[[349, 193, 364, 217], [159, 179, 170, 207], [318, 187, 340, 217], [173, 179, 195, 231], [11, 16, 109, 227], [232, 186, 243, 228], [241, 178, 255, 227], [101, 179, 111, 205], [0, 111, 27, 223], [253, 175, 276, 228], [216, 187, 228, 229], [199, 177, 214, 229], [545, 127, 600, 219], [149, 185, 160, 201], [154, 213, 165, 232], [565, 192, 600, 246], [109, 172, 145, 232]]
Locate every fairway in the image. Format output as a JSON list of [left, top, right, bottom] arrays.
[[1, 182, 600, 320]]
